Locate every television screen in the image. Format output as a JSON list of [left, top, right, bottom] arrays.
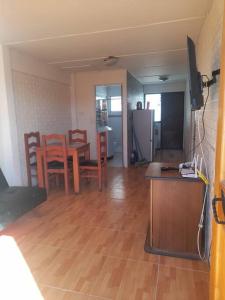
[[187, 36, 204, 110]]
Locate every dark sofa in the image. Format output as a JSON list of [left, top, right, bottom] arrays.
[[0, 168, 47, 230]]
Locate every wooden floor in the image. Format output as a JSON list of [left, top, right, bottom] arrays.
[[2, 167, 209, 300]]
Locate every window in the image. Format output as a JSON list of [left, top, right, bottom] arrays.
[[110, 96, 122, 112], [145, 94, 161, 122]]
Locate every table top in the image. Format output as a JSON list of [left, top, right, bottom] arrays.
[[145, 162, 201, 182]]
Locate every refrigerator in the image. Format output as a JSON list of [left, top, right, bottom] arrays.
[[132, 110, 154, 162]]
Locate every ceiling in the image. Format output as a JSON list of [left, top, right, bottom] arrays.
[[0, 0, 212, 84]]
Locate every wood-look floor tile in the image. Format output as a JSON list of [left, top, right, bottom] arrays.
[[21, 224, 96, 252], [84, 228, 119, 256], [41, 285, 111, 300], [119, 213, 148, 234], [156, 265, 209, 300], [108, 231, 159, 263], [71, 251, 106, 294], [42, 285, 111, 300], [20, 242, 107, 293], [159, 255, 209, 272], [90, 256, 127, 299], [116, 261, 158, 300], [1, 166, 208, 300], [40, 286, 88, 300]]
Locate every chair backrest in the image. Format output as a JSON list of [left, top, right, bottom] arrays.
[[24, 131, 40, 165], [68, 129, 87, 144], [97, 131, 107, 165], [24, 131, 40, 185], [42, 134, 68, 171]]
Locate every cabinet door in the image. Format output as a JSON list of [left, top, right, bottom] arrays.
[[152, 179, 203, 255]]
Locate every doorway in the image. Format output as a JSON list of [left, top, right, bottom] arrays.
[[145, 92, 185, 162], [95, 84, 123, 167], [161, 92, 184, 149]]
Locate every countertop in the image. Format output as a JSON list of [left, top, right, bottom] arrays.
[[97, 126, 112, 132], [145, 162, 202, 182]]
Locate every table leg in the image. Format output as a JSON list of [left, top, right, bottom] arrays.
[[37, 150, 44, 188], [73, 151, 80, 194]]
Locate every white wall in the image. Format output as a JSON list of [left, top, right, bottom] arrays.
[[0, 46, 21, 185], [195, 0, 224, 257], [144, 81, 186, 94], [71, 69, 128, 166], [5, 49, 71, 185]]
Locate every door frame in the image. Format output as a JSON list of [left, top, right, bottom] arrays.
[[95, 84, 124, 167], [209, 11, 225, 300]]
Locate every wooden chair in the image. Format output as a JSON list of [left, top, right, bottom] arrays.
[[68, 129, 88, 162], [68, 129, 87, 144], [24, 131, 40, 186], [42, 134, 69, 195], [79, 131, 107, 191]]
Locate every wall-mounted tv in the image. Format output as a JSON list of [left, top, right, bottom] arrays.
[[187, 36, 204, 111]]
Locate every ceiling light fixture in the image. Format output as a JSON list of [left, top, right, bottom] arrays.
[[103, 56, 119, 66], [158, 75, 169, 82]]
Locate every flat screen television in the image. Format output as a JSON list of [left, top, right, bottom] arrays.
[[187, 36, 204, 110]]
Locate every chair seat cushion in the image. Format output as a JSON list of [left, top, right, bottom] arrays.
[[79, 160, 98, 167]]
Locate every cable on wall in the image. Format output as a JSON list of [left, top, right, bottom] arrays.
[[196, 77, 210, 261]]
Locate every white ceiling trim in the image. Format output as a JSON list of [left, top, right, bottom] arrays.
[[48, 48, 186, 65], [5, 16, 204, 46]]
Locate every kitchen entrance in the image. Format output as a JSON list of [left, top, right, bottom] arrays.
[[96, 84, 123, 167]]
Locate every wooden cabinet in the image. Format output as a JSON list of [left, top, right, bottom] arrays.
[[145, 162, 205, 259]]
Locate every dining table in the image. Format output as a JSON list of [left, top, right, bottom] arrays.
[[36, 142, 90, 194]]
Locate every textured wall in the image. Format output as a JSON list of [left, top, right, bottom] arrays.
[[195, 0, 224, 257], [196, 0, 223, 195], [12, 71, 71, 185]]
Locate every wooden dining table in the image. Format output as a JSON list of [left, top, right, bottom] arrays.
[[36, 142, 90, 194]]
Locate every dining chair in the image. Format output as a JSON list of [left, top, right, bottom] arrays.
[[68, 129, 87, 144], [68, 129, 88, 162], [42, 134, 70, 195], [24, 131, 40, 186], [79, 131, 107, 191]]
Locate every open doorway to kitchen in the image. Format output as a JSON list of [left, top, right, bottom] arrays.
[[96, 84, 123, 167]]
